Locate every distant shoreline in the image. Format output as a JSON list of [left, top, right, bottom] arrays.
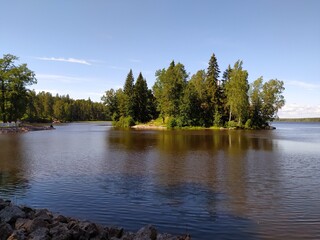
[[276, 118, 320, 122]]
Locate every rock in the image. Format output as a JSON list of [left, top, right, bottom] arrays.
[[0, 199, 11, 211], [135, 225, 158, 240], [20, 205, 35, 220], [156, 233, 177, 240], [107, 226, 124, 238], [0, 206, 26, 224], [54, 214, 69, 224], [0, 222, 13, 240], [34, 209, 53, 223], [29, 227, 50, 240], [15, 218, 31, 230], [7, 230, 26, 240], [50, 223, 72, 240], [78, 221, 99, 238], [0, 201, 189, 240]]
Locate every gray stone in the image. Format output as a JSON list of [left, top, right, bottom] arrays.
[[0, 206, 26, 224], [28, 227, 50, 240], [54, 214, 68, 224], [50, 223, 72, 240], [15, 217, 48, 233], [34, 209, 53, 223], [156, 233, 177, 240], [134, 225, 157, 240], [7, 230, 26, 240], [0, 222, 13, 240], [78, 221, 99, 237]]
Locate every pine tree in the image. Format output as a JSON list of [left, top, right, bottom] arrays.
[[204, 53, 220, 126], [133, 73, 150, 123], [123, 69, 135, 117]]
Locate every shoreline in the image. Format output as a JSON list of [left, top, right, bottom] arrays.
[[0, 125, 54, 134], [0, 199, 190, 240]]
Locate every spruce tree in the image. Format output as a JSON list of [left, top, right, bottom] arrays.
[[133, 73, 150, 123], [123, 69, 135, 117], [204, 53, 220, 126]]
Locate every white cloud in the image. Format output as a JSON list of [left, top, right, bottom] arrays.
[[278, 103, 320, 118], [36, 57, 91, 65]]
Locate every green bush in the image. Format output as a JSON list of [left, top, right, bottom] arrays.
[[167, 117, 177, 129], [114, 116, 135, 128], [227, 120, 238, 128], [244, 119, 252, 129]]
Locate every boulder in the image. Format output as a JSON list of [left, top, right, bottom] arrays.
[[0, 206, 26, 224], [134, 225, 158, 240], [50, 223, 72, 240], [28, 227, 50, 240], [7, 230, 26, 240], [0, 222, 13, 240]]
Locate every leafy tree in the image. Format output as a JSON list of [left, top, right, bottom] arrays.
[[184, 70, 209, 126], [153, 61, 188, 121], [180, 80, 202, 126], [261, 79, 285, 124], [0, 54, 36, 122], [249, 77, 264, 128], [101, 88, 118, 120], [225, 60, 249, 125]]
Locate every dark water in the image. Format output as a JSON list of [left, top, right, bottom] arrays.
[[0, 122, 319, 239]]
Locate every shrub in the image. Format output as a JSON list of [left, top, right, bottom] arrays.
[[244, 119, 252, 129], [114, 116, 135, 128], [167, 117, 177, 129], [227, 120, 238, 128]]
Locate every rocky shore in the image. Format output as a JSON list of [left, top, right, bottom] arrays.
[[0, 125, 54, 134], [0, 199, 191, 240]]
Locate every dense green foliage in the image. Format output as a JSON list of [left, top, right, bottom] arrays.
[[102, 53, 285, 129], [0, 54, 108, 123], [0, 54, 37, 122], [102, 72, 157, 127], [25, 91, 108, 122]]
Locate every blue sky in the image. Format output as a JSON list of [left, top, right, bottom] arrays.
[[1, 0, 319, 118]]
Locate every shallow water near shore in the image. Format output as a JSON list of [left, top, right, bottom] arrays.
[[1, 122, 320, 239]]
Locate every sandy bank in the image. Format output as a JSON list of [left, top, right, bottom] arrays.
[[131, 125, 167, 130]]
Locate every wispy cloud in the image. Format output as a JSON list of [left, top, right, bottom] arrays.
[[36, 74, 93, 83], [36, 57, 92, 65], [286, 80, 320, 90], [129, 58, 141, 63]]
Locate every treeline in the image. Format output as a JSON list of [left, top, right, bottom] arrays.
[[276, 118, 320, 122], [102, 53, 285, 129], [0, 54, 107, 123], [25, 91, 108, 122]]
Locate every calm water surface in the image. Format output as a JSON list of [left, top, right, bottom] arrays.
[[0, 122, 319, 239]]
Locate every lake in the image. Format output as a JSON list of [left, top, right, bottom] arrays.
[[0, 122, 319, 239]]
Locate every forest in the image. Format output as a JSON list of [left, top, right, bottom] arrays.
[[1, 53, 285, 128], [0, 54, 107, 123], [102, 53, 285, 129]]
